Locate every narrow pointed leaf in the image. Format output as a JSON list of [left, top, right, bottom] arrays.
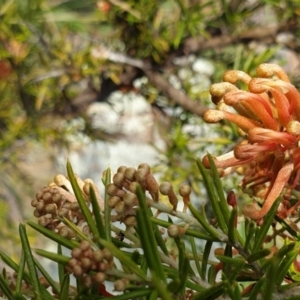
[[136, 185, 166, 283], [196, 158, 227, 233], [57, 244, 65, 286], [190, 236, 202, 277], [15, 251, 25, 293], [188, 203, 219, 239], [0, 274, 14, 300], [248, 277, 265, 300], [247, 248, 271, 263], [0, 250, 30, 282], [62, 217, 97, 248], [151, 272, 173, 300], [60, 274, 70, 300], [33, 257, 60, 295], [206, 154, 230, 224], [99, 238, 148, 281], [27, 221, 79, 249], [103, 167, 112, 242], [201, 241, 213, 280], [253, 197, 281, 253], [67, 161, 100, 242], [244, 220, 255, 252], [19, 223, 41, 300], [147, 208, 168, 255], [263, 257, 280, 300], [193, 282, 225, 300], [89, 185, 106, 240], [276, 247, 299, 285], [34, 249, 70, 265]]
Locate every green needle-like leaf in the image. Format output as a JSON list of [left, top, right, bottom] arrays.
[[27, 221, 79, 249], [33, 256, 60, 295], [19, 223, 41, 300], [196, 158, 227, 233], [244, 220, 256, 252], [188, 203, 220, 239], [103, 167, 112, 243], [99, 238, 148, 281], [248, 277, 265, 300], [201, 241, 213, 280], [253, 197, 281, 253], [15, 250, 25, 293], [0, 273, 14, 300], [206, 154, 230, 224], [89, 185, 106, 240], [151, 272, 173, 300], [190, 236, 202, 277], [57, 244, 65, 287], [136, 185, 166, 283], [60, 274, 70, 300], [34, 249, 70, 265], [193, 282, 225, 300], [276, 246, 299, 285], [67, 161, 101, 242], [247, 248, 271, 263]]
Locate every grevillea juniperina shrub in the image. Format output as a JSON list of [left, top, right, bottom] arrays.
[[2, 64, 300, 299]]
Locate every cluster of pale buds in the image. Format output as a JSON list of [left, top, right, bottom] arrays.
[[203, 63, 300, 220], [107, 163, 192, 227], [31, 174, 103, 238], [67, 240, 113, 287]]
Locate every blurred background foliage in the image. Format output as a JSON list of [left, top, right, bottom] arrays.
[[1, 0, 300, 257]]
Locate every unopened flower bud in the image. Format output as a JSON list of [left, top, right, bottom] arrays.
[[93, 272, 106, 284], [167, 224, 189, 237], [107, 196, 121, 208], [106, 183, 126, 197], [123, 215, 137, 227], [179, 184, 191, 212], [73, 265, 83, 278], [114, 279, 127, 291], [123, 193, 138, 207], [115, 201, 126, 214], [124, 167, 136, 181], [160, 182, 178, 211]]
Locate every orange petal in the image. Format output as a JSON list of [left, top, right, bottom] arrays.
[[242, 162, 293, 220]]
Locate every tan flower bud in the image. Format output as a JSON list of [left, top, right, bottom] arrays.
[[92, 249, 104, 262], [179, 184, 191, 212], [93, 272, 106, 284], [81, 257, 92, 271], [107, 196, 121, 208], [167, 224, 189, 237], [80, 240, 91, 252], [123, 215, 137, 227], [160, 182, 178, 211], [124, 167, 136, 181], [115, 201, 126, 214], [71, 248, 82, 259], [123, 193, 138, 207], [114, 279, 127, 291], [73, 265, 83, 278], [106, 183, 126, 197], [117, 166, 127, 173], [102, 248, 113, 261]]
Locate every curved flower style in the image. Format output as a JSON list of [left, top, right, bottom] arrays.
[[203, 63, 300, 220]]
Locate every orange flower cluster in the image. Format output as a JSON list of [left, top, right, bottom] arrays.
[[203, 64, 300, 220]]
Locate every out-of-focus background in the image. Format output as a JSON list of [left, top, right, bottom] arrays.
[[1, 0, 300, 259]]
